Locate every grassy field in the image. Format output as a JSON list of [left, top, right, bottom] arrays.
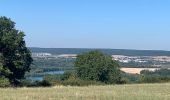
[[0, 83, 170, 100]]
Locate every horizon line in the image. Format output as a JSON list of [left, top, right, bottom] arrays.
[[28, 47, 170, 52]]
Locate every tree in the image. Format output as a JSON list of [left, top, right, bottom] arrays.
[[75, 50, 120, 84], [0, 16, 33, 85]]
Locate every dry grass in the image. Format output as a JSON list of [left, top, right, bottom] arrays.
[[0, 83, 170, 100]]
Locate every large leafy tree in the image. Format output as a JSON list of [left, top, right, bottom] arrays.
[[75, 50, 120, 84], [0, 16, 33, 85]]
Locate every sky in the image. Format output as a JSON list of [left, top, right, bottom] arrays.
[[0, 0, 170, 50]]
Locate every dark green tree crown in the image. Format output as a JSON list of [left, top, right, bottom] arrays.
[[0, 16, 33, 85], [75, 50, 120, 84]]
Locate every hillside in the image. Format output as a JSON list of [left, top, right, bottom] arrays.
[[29, 47, 170, 56]]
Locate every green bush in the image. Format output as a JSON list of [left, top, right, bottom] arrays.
[[117, 77, 129, 84], [121, 72, 140, 84], [62, 77, 104, 86], [28, 80, 51, 87], [43, 75, 62, 86], [141, 69, 170, 77], [20, 79, 31, 86], [39, 80, 51, 87], [20, 79, 51, 87], [139, 69, 170, 83], [75, 50, 121, 84], [0, 77, 10, 87], [60, 71, 75, 81], [139, 75, 170, 83]]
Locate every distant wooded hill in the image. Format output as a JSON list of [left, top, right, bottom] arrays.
[[29, 47, 170, 56]]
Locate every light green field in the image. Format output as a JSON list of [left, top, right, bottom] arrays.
[[0, 83, 170, 100]]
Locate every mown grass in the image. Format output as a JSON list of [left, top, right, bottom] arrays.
[[0, 83, 170, 100]]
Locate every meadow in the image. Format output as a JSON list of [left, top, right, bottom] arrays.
[[0, 83, 169, 100]]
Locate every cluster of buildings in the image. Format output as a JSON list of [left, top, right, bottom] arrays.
[[152, 56, 170, 62], [112, 55, 170, 63], [112, 55, 148, 63], [32, 53, 77, 59], [32, 53, 52, 57]]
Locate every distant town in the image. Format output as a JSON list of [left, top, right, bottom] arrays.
[[32, 52, 170, 63]]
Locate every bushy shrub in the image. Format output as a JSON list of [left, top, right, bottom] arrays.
[[38, 80, 51, 87], [20, 79, 32, 86], [141, 69, 170, 77], [60, 71, 75, 81], [139, 75, 170, 83], [117, 77, 129, 84], [0, 77, 10, 87], [20, 79, 51, 87], [121, 72, 140, 84], [43, 75, 62, 86], [139, 69, 170, 83], [75, 50, 121, 84], [62, 77, 104, 86]]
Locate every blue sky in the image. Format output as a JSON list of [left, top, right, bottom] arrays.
[[0, 0, 170, 50]]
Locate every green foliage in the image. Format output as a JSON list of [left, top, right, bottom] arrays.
[[20, 79, 51, 87], [20, 79, 32, 87], [0, 16, 33, 85], [61, 76, 104, 86], [75, 50, 121, 84], [0, 76, 10, 87], [139, 69, 170, 83], [27, 57, 74, 78], [38, 80, 51, 87], [140, 69, 170, 77], [60, 71, 75, 81], [117, 77, 129, 84], [139, 75, 170, 83], [31, 58, 74, 70], [43, 75, 62, 86], [121, 72, 140, 83], [43, 71, 105, 86]]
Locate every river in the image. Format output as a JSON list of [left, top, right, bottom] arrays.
[[27, 71, 65, 81]]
